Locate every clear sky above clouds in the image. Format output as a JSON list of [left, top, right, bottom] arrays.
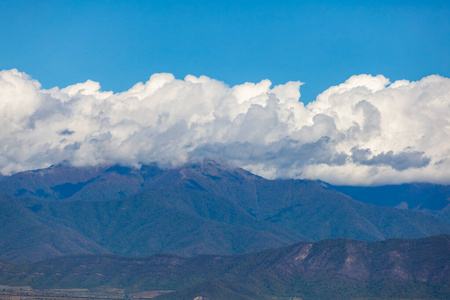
[[1, 0, 449, 102], [1, 1, 449, 185]]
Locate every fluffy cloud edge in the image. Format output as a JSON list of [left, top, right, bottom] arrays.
[[1, 68, 449, 186]]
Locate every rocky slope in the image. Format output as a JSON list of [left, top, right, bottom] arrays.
[[0, 235, 448, 299]]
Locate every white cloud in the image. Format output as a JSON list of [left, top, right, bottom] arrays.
[[0, 68, 449, 185]]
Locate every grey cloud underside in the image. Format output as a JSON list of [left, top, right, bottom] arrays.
[[350, 148, 431, 171], [194, 140, 430, 177], [1, 69, 449, 185], [60, 129, 75, 136], [193, 138, 345, 168]]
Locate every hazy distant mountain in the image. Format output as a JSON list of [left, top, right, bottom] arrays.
[[330, 183, 450, 223], [1, 161, 450, 262], [1, 235, 449, 299]]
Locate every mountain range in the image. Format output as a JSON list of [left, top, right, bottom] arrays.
[[1, 234, 449, 299], [330, 183, 450, 222], [1, 160, 449, 262]]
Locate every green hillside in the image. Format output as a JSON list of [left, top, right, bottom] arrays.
[[1, 161, 450, 262]]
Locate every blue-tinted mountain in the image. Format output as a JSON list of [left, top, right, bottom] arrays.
[[1, 161, 450, 262], [330, 183, 450, 222]]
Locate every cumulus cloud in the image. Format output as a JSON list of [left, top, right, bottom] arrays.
[[0, 68, 449, 185]]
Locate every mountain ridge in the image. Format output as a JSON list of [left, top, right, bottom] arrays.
[[329, 183, 450, 223], [0, 234, 448, 299], [1, 160, 450, 262]]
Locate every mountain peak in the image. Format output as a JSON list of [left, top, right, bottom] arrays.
[[179, 159, 261, 181]]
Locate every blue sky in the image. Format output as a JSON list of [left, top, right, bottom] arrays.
[[1, 0, 449, 103]]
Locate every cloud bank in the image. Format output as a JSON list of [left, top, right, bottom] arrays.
[[1, 69, 449, 185]]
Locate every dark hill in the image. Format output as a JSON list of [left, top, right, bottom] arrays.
[[1, 235, 449, 299]]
